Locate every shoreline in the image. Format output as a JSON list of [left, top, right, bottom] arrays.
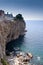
[[6, 51, 33, 65]]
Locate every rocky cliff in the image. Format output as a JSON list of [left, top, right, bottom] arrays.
[[0, 13, 26, 58]]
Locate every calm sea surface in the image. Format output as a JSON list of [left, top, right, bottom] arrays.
[[6, 20, 43, 65]]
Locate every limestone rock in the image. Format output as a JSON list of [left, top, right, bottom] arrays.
[[0, 12, 26, 58], [7, 52, 33, 65]]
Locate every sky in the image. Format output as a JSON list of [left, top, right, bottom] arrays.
[[0, 0, 43, 20]]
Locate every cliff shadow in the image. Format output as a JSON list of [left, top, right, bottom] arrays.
[[5, 35, 25, 56]]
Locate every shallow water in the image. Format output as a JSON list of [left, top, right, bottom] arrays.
[[6, 20, 43, 65]]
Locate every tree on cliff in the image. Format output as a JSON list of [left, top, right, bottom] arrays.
[[14, 14, 23, 20]]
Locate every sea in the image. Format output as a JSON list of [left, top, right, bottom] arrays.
[[6, 20, 43, 65]]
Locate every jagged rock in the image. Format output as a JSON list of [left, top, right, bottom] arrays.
[[7, 52, 33, 65], [0, 12, 26, 58]]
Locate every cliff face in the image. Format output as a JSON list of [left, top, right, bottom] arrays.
[[0, 15, 26, 58]]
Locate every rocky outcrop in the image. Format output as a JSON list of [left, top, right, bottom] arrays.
[[0, 13, 26, 58], [7, 52, 33, 65]]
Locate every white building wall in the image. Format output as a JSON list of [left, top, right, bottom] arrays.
[[0, 15, 14, 21], [5, 16, 14, 21]]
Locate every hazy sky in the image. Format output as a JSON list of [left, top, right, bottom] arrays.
[[0, 0, 43, 20]]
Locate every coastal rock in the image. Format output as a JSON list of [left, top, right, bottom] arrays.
[[7, 52, 33, 65], [26, 53, 33, 58], [0, 11, 26, 58]]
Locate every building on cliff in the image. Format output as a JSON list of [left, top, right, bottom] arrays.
[[5, 12, 14, 21], [0, 10, 14, 21]]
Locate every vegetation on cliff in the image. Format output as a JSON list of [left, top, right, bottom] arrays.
[[15, 14, 23, 20], [1, 58, 9, 65]]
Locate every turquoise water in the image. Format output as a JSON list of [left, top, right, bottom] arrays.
[[6, 20, 43, 65]]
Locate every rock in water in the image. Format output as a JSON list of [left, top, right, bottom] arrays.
[[26, 53, 33, 58], [7, 52, 33, 65]]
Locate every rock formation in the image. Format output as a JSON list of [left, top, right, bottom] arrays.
[[7, 52, 33, 65], [0, 11, 26, 58]]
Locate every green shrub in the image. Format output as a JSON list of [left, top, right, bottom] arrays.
[[15, 14, 23, 20], [1, 58, 9, 65]]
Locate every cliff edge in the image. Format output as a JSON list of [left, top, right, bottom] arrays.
[[0, 11, 26, 58]]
